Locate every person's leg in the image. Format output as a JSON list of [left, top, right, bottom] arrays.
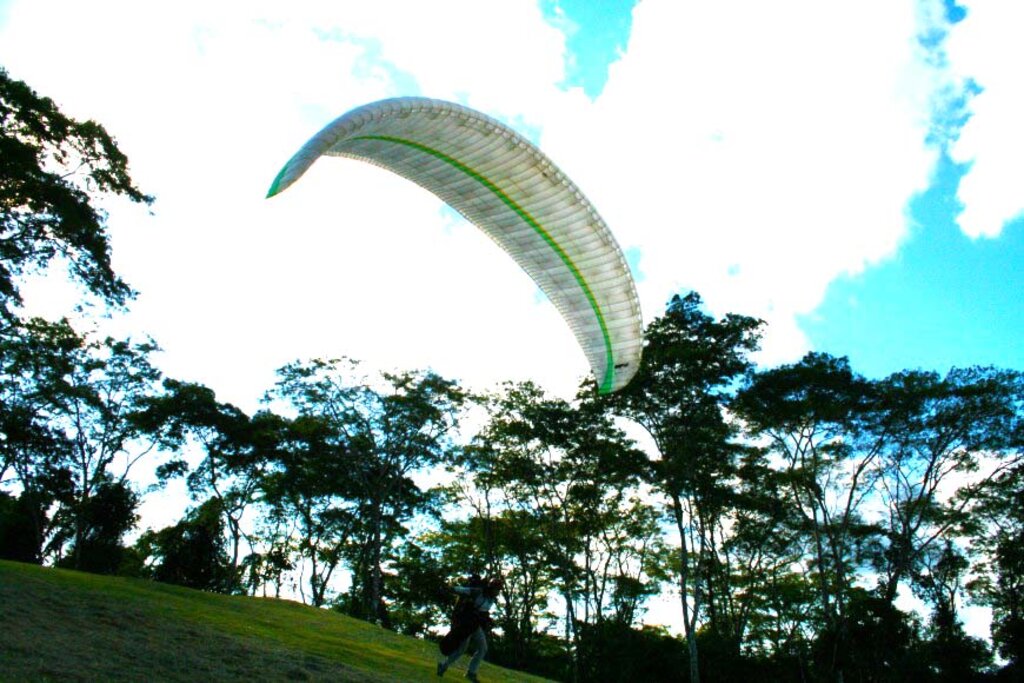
[[439, 635, 471, 675], [466, 628, 488, 676]]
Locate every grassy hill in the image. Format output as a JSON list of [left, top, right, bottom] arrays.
[[0, 560, 552, 682]]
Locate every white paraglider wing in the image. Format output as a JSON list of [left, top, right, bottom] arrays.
[[267, 97, 642, 393]]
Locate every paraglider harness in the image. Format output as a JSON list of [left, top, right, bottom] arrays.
[[439, 574, 492, 656]]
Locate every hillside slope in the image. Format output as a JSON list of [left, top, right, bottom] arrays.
[[0, 560, 551, 682]]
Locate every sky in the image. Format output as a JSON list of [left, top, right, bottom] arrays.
[[2, 0, 1022, 412], [2, 0, 1022, 642]]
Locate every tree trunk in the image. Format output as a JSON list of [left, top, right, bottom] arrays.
[[564, 590, 580, 683], [671, 494, 700, 683], [368, 501, 384, 624]]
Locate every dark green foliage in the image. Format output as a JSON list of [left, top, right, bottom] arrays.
[[0, 490, 40, 562], [137, 379, 269, 592], [450, 379, 662, 679], [0, 317, 167, 574], [239, 544, 294, 598], [0, 67, 151, 317], [380, 542, 452, 637], [969, 461, 1024, 676], [990, 535, 1024, 674], [0, 69, 156, 580], [732, 352, 869, 433], [914, 541, 993, 681], [0, 317, 78, 559], [575, 622, 686, 683], [259, 410, 360, 608], [923, 614, 992, 683], [136, 498, 237, 592], [814, 591, 933, 683], [486, 631, 573, 683], [54, 478, 138, 575], [422, 511, 557, 671]]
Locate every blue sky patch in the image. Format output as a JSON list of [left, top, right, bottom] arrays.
[[542, 0, 637, 99], [801, 154, 1024, 378]]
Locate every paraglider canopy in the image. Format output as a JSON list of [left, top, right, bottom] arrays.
[[268, 97, 642, 393]]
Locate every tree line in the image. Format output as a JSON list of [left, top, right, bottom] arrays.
[[2, 67, 1022, 683]]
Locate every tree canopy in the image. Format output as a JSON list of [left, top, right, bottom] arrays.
[[1, 67, 151, 318]]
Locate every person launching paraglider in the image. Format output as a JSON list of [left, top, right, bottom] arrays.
[[436, 575, 504, 682]]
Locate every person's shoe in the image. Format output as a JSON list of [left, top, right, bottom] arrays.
[[436, 662, 446, 677], [465, 672, 480, 682]]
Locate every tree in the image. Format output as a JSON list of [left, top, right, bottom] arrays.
[[0, 317, 164, 570], [51, 331, 163, 569], [816, 590, 932, 683], [1, 68, 156, 575], [1, 67, 151, 319], [136, 497, 236, 592], [426, 508, 555, 671], [743, 568, 817, 676], [712, 447, 808, 662], [0, 490, 41, 562], [266, 358, 465, 620], [915, 540, 992, 682], [381, 540, 452, 637], [138, 380, 270, 590], [0, 317, 80, 561], [259, 412, 355, 608], [606, 292, 763, 683], [238, 514, 295, 599], [868, 367, 1024, 606], [575, 622, 687, 683], [733, 352, 884, 683], [448, 381, 657, 679], [54, 477, 138, 575], [968, 459, 1024, 675]]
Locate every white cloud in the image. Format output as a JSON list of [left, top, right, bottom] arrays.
[[543, 0, 952, 366], [0, 0, 580, 411], [0, 0, 957, 408], [946, 1, 1024, 239]]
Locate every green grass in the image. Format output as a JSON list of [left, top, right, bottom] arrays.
[[0, 560, 552, 682]]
